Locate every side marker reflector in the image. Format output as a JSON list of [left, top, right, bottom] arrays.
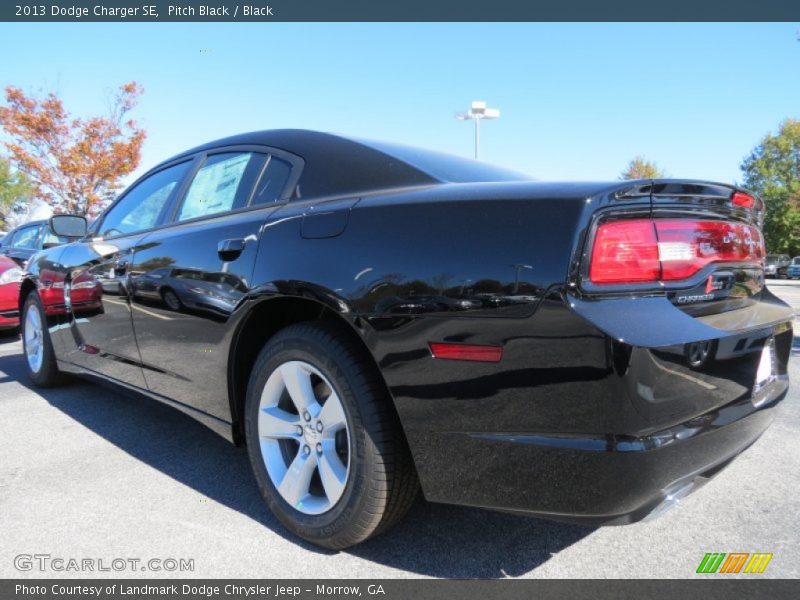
[[429, 342, 503, 362]]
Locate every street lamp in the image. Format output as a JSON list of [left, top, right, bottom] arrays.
[[455, 101, 500, 159]]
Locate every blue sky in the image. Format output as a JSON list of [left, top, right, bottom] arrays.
[[1, 23, 799, 185]]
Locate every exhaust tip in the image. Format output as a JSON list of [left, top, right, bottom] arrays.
[[643, 479, 705, 522]]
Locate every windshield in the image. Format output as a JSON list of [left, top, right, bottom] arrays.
[[766, 255, 780, 265], [793, 258, 800, 265]]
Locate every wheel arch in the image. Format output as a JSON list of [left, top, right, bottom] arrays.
[[227, 295, 400, 447], [18, 277, 37, 315]]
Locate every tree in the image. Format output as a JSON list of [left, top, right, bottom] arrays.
[[620, 156, 665, 180], [0, 156, 33, 228], [0, 82, 146, 218], [741, 119, 800, 256]]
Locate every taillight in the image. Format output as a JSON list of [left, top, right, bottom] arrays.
[[731, 191, 756, 209], [588, 219, 764, 285], [589, 220, 660, 284]]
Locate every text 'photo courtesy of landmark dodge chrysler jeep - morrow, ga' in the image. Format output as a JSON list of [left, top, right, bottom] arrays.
[[19, 130, 792, 549]]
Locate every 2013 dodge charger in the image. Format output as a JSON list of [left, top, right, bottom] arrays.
[[19, 130, 792, 548]]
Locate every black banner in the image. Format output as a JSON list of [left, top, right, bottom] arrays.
[[3, 580, 800, 600], [3, 0, 800, 22]]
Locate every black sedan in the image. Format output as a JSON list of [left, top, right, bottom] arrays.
[[18, 130, 792, 549]]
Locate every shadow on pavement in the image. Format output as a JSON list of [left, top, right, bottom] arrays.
[[0, 349, 592, 578]]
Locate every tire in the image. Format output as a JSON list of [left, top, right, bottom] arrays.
[[244, 321, 418, 549], [161, 288, 182, 311], [21, 292, 61, 387]]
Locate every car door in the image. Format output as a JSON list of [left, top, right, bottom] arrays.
[[1, 223, 42, 266], [56, 159, 195, 388], [129, 148, 297, 419]]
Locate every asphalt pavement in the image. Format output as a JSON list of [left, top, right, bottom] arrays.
[[0, 281, 798, 579]]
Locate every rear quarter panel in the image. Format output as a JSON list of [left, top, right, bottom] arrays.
[[251, 183, 631, 437]]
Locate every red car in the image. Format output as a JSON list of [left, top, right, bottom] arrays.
[[0, 254, 23, 330]]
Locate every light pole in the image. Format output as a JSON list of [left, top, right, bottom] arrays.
[[456, 101, 500, 159]]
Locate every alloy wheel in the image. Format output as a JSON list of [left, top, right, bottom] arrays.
[[24, 305, 44, 374], [257, 360, 351, 515]]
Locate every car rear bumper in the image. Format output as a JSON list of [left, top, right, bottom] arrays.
[[388, 287, 793, 523], [411, 374, 786, 523]]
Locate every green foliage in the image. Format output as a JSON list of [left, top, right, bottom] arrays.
[[741, 119, 800, 256], [620, 156, 665, 180], [0, 156, 33, 228]]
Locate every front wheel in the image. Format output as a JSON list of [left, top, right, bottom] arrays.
[[22, 292, 61, 387], [244, 322, 418, 549]]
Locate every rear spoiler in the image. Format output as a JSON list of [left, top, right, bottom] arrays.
[[612, 179, 763, 227]]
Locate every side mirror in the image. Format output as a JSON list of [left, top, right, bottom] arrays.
[[49, 214, 87, 238]]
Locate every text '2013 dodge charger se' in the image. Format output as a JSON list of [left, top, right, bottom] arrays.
[[19, 130, 792, 548]]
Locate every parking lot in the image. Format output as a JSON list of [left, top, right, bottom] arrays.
[[0, 281, 798, 579]]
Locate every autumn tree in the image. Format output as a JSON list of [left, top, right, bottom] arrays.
[[0, 82, 145, 217], [620, 156, 665, 180], [741, 119, 800, 255], [0, 156, 33, 228]]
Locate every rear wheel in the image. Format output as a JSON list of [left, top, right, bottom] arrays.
[[161, 288, 182, 311], [22, 292, 61, 387], [244, 321, 418, 549]]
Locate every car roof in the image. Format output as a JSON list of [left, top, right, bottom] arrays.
[[160, 129, 531, 200], [6, 220, 47, 234], [2, 219, 47, 239]]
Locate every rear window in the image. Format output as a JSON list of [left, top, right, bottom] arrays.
[[177, 153, 265, 221], [356, 138, 531, 183]]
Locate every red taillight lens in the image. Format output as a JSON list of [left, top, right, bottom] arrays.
[[429, 342, 503, 362], [589, 220, 660, 284], [731, 192, 756, 208], [655, 220, 764, 280], [589, 219, 764, 285]]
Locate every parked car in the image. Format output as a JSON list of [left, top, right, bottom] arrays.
[[0, 254, 24, 331], [787, 257, 800, 280], [764, 254, 792, 278], [0, 219, 71, 267], [132, 266, 247, 316], [18, 130, 793, 549]]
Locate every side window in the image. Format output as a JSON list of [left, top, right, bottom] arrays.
[[176, 152, 265, 222], [251, 156, 293, 205], [145, 268, 170, 278], [99, 161, 192, 238], [12, 225, 41, 250]]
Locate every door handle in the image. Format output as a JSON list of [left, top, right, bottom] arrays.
[[217, 238, 245, 261]]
